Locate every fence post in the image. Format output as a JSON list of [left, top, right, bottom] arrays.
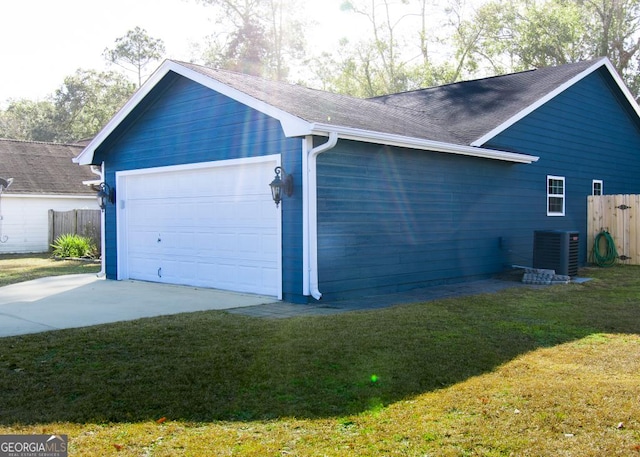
[[48, 209, 54, 250]]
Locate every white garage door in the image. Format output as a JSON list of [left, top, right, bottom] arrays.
[[117, 158, 281, 297]]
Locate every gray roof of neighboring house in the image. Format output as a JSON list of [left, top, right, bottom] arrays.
[[0, 139, 97, 195], [177, 58, 605, 146]]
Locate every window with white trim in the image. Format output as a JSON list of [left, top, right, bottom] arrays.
[[547, 175, 565, 216], [592, 179, 603, 196]]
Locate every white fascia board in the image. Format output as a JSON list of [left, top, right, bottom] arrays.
[[74, 60, 312, 165], [471, 57, 636, 147], [1, 193, 96, 200], [310, 124, 539, 164]]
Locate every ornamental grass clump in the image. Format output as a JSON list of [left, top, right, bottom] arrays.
[[50, 233, 97, 259]]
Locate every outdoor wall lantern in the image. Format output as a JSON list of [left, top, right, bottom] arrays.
[[269, 166, 293, 207], [97, 182, 115, 211]]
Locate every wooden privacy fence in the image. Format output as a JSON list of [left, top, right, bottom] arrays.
[[587, 195, 640, 265], [48, 209, 101, 252]]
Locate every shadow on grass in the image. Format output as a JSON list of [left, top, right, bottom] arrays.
[[0, 266, 638, 425]]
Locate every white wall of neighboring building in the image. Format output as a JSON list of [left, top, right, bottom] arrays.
[[0, 194, 99, 254]]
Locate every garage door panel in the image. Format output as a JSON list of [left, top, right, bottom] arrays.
[[163, 260, 198, 284], [237, 234, 259, 253], [237, 266, 260, 286], [128, 233, 164, 255], [121, 159, 280, 297], [128, 257, 163, 282], [262, 233, 279, 252]]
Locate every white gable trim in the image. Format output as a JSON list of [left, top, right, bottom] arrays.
[[471, 57, 640, 147], [74, 60, 311, 165]]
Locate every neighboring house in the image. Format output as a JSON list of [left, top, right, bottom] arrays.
[[74, 57, 640, 302], [0, 139, 100, 254]]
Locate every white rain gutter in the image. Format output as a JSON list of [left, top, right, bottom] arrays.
[[309, 123, 538, 164], [90, 163, 106, 278], [303, 132, 339, 300]]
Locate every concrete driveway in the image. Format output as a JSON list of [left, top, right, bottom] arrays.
[[0, 274, 276, 337]]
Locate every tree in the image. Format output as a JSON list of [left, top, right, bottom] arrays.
[[309, 41, 390, 97], [588, 0, 640, 71], [52, 69, 136, 142], [339, 0, 413, 94], [457, 0, 640, 98], [308, 0, 460, 97], [0, 99, 57, 142], [201, 11, 270, 76], [474, 0, 590, 70], [449, 0, 513, 77], [195, 0, 306, 80], [585, 0, 640, 96], [104, 27, 166, 86], [0, 69, 135, 143]]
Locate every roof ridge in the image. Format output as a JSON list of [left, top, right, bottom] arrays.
[[0, 137, 84, 147], [171, 60, 301, 89], [371, 69, 539, 99], [173, 59, 367, 101], [370, 58, 606, 100]]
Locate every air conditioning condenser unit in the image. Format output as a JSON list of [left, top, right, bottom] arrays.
[[533, 230, 579, 276]]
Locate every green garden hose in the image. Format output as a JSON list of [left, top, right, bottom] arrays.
[[592, 230, 618, 267]]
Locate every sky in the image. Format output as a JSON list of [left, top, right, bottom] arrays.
[[0, 0, 352, 107]]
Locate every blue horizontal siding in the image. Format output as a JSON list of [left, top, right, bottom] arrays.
[[316, 142, 518, 300], [96, 74, 304, 300], [487, 67, 640, 260], [316, 68, 640, 300]]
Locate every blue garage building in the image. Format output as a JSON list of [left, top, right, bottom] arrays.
[[75, 57, 640, 302]]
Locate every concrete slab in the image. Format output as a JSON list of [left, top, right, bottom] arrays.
[[0, 274, 539, 335], [0, 274, 276, 337]]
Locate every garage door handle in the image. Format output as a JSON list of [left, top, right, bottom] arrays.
[[158, 267, 162, 278]]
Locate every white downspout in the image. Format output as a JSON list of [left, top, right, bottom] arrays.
[[91, 162, 107, 278], [304, 132, 338, 300]]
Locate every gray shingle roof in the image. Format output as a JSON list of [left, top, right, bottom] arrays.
[[369, 59, 602, 145], [176, 61, 465, 144], [0, 139, 97, 195], [76, 58, 623, 166], [177, 59, 604, 146]]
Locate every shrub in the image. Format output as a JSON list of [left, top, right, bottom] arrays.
[[51, 234, 97, 259]]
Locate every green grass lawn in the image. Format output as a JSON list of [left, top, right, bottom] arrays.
[[0, 253, 100, 287], [0, 259, 639, 456]]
